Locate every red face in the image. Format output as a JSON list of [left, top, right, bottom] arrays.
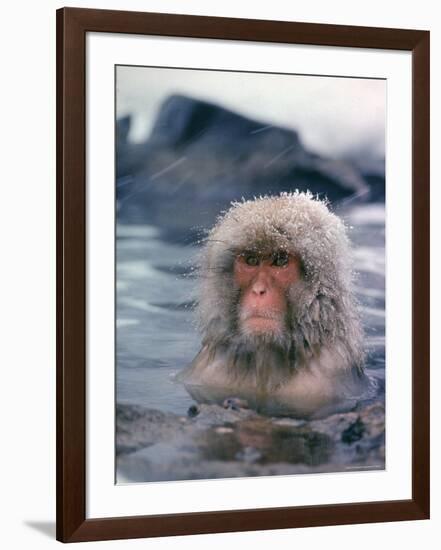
[[234, 250, 302, 335]]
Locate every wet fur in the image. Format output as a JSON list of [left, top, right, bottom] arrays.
[[178, 192, 367, 417]]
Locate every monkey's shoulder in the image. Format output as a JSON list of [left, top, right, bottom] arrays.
[[177, 344, 369, 417]]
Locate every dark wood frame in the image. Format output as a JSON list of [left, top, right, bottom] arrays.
[[56, 7, 430, 543]]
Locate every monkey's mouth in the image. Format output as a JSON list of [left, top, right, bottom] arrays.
[[240, 310, 284, 333]]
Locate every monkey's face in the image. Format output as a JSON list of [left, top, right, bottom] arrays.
[[233, 249, 302, 344]]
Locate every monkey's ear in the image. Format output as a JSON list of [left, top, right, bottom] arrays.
[[302, 280, 321, 307], [313, 293, 338, 332], [305, 287, 332, 323], [310, 297, 321, 323]]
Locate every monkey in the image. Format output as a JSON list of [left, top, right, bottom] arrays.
[[178, 191, 370, 418]]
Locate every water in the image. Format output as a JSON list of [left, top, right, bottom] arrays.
[[116, 203, 385, 416]]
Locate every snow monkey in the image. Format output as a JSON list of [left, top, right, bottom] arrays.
[[178, 192, 369, 418]]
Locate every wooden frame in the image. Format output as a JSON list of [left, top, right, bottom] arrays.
[[56, 7, 430, 542]]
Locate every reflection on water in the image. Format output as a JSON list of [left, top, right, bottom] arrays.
[[116, 203, 385, 416]]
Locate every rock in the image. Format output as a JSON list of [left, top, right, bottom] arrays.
[[116, 401, 385, 482], [341, 417, 366, 444], [116, 115, 151, 179], [235, 446, 262, 463], [187, 404, 200, 418], [116, 95, 374, 236], [116, 403, 192, 456]]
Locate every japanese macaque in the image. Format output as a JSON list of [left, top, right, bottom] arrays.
[[178, 192, 368, 418]]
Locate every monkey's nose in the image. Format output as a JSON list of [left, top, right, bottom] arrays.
[[251, 283, 267, 296]]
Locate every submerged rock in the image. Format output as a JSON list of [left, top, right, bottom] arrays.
[[116, 403, 191, 455], [341, 417, 366, 444], [187, 404, 200, 418], [116, 400, 385, 483]]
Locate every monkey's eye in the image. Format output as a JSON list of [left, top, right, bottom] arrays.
[[272, 251, 289, 267], [244, 254, 259, 266]]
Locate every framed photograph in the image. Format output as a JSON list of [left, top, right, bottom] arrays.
[[56, 7, 430, 543]]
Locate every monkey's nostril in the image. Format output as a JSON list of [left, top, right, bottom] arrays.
[[252, 287, 266, 296]]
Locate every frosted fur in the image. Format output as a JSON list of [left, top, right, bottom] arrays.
[[180, 192, 366, 416]]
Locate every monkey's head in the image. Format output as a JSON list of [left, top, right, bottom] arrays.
[[195, 191, 364, 371]]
